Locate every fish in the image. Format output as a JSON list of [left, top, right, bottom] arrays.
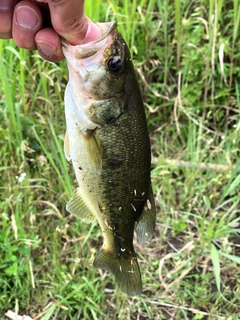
[[62, 21, 156, 296]]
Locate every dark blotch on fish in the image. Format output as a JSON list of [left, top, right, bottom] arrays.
[[107, 156, 123, 168], [105, 114, 117, 124]]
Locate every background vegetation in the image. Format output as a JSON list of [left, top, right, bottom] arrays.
[[0, 0, 240, 319]]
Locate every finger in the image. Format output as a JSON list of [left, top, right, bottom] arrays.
[[36, 0, 101, 45], [12, 0, 43, 49], [0, 0, 17, 38], [37, 0, 87, 44], [35, 28, 64, 62]]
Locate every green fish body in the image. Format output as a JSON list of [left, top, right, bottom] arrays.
[[62, 21, 156, 296]]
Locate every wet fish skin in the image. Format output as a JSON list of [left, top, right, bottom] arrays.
[[63, 21, 156, 296]]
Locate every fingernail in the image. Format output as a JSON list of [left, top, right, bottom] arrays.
[[15, 6, 39, 30], [36, 40, 57, 56]]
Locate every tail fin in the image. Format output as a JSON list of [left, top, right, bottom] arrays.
[[93, 248, 142, 296]]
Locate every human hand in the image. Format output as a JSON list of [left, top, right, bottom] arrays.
[[0, 0, 102, 62]]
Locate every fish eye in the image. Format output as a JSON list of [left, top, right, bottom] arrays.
[[107, 56, 123, 73]]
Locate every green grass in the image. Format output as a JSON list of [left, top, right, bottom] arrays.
[[1, 0, 240, 319]]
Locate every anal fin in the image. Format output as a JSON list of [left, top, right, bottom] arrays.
[[136, 184, 156, 244], [66, 188, 95, 223], [93, 248, 142, 296]]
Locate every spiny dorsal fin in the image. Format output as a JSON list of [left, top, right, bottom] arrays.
[[81, 131, 102, 175], [136, 184, 156, 244], [66, 188, 95, 223], [93, 248, 142, 296]]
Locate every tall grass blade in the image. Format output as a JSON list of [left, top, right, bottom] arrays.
[[210, 243, 221, 292]]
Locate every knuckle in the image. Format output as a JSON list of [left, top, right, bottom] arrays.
[[65, 17, 84, 30], [56, 16, 86, 35]]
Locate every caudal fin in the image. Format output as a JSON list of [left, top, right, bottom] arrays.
[[93, 248, 142, 296]]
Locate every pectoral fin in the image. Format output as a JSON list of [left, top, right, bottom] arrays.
[[64, 129, 71, 161], [66, 188, 95, 223], [81, 131, 102, 175], [136, 184, 156, 244]]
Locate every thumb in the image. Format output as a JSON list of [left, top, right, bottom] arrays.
[[37, 0, 101, 44]]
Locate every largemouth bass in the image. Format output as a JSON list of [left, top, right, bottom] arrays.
[[62, 21, 156, 296]]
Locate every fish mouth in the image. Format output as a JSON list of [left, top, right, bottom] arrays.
[[61, 21, 117, 59]]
